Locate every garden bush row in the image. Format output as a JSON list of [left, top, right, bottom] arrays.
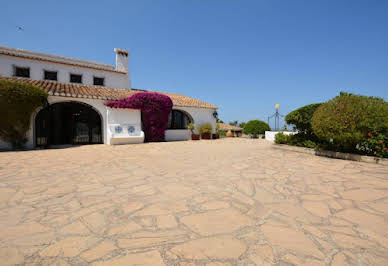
[[276, 92, 388, 158]]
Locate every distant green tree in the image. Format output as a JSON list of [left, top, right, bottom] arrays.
[[229, 120, 238, 126], [243, 120, 271, 138]]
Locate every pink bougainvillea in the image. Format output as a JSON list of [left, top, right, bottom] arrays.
[[105, 92, 173, 142]]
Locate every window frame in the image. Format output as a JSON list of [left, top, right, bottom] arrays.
[[43, 70, 58, 81], [167, 110, 192, 130], [69, 73, 83, 84], [93, 76, 105, 86], [13, 65, 30, 78]]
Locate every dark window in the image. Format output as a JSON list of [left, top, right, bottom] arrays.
[[14, 66, 30, 78], [70, 74, 82, 83], [168, 110, 192, 129], [93, 77, 104, 86], [44, 71, 57, 81]]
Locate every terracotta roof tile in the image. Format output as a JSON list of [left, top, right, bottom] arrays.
[[0, 76, 218, 109], [217, 123, 243, 131]]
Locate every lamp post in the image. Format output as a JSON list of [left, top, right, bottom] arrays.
[[268, 103, 284, 131]]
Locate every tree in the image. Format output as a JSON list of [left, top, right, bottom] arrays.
[[229, 120, 238, 126], [312, 92, 388, 152], [285, 103, 322, 135], [243, 120, 270, 138], [239, 122, 246, 128], [0, 80, 48, 148]]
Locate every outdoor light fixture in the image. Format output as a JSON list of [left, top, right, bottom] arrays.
[[213, 111, 218, 119], [268, 103, 284, 131]]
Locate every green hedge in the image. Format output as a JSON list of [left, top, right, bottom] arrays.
[[312, 92, 388, 152], [0, 80, 48, 148], [274, 133, 290, 144]]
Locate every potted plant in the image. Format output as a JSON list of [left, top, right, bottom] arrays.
[[188, 123, 200, 140], [212, 123, 220, 139], [198, 123, 213, 139]]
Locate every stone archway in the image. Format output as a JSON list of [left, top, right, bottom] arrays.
[[35, 101, 102, 147]]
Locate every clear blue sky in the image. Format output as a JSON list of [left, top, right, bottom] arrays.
[[1, 0, 387, 127]]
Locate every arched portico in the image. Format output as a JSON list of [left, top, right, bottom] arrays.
[[35, 101, 103, 147]]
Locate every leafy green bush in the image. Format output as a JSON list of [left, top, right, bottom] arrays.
[[219, 130, 226, 137], [285, 103, 322, 135], [198, 122, 213, 134], [312, 92, 388, 152], [302, 140, 317, 149], [274, 133, 291, 144], [0, 80, 48, 148], [243, 120, 270, 138], [275, 133, 318, 148]]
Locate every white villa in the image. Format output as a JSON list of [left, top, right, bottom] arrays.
[[0, 46, 218, 149]]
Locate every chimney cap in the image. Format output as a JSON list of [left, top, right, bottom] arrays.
[[114, 48, 129, 56]]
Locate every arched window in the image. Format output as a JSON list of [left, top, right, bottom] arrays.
[[168, 110, 192, 129]]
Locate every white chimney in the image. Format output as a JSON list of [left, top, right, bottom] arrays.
[[114, 48, 129, 73]]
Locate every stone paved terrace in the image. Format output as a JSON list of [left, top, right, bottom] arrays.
[[0, 138, 388, 266]]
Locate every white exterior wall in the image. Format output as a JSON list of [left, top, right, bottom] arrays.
[[165, 130, 191, 141], [165, 106, 217, 141], [0, 55, 130, 89], [265, 131, 296, 142]]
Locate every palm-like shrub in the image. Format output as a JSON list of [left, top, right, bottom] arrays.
[[243, 120, 270, 138], [187, 123, 195, 133], [0, 80, 48, 148], [312, 92, 388, 152]]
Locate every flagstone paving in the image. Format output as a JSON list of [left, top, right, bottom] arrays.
[[0, 138, 388, 265]]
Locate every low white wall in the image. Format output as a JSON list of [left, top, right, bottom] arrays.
[[265, 131, 296, 142], [165, 130, 190, 141], [106, 108, 144, 144]]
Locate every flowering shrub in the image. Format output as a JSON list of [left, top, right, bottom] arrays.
[[106, 92, 173, 142], [359, 131, 388, 158]]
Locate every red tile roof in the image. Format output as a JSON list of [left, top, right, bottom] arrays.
[[0, 76, 218, 109], [217, 123, 243, 131]]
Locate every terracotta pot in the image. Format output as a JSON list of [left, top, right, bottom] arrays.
[[201, 133, 211, 139], [226, 130, 234, 137], [212, 133, 219, 139], [191, 134, 200, 140]]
